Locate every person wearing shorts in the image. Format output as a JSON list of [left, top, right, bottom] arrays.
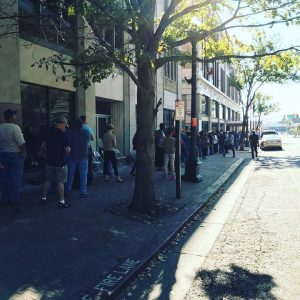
[[41, 116, 71, 208]]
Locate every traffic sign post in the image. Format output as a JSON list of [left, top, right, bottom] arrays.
[[175, 100, 185, 121], [175, 100, 184, 199]]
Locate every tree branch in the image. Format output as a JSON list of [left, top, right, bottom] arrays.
[[155, 45, 300, 69], [153, 97, 162, 115]]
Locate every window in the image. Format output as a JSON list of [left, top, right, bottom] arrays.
[[220, 68, 225, 93], [102, 26, 124, 50], [164, 61, 177, 81], [21, 82, 75, 172], [213, 62, 219, 88], [201, 96, 209, 115], [211, 101, 216, 118], [163, 109, 175, 128], [19, 0, 76, 50], [219, 104, 223, 119]]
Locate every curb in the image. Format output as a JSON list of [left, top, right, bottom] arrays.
[[77, 158, 244, 300]]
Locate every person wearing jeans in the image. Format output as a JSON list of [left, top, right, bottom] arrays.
[[102, 124, 122, 183], [0, 109, 27, 212], [65, 118, 90, 196], [0, 152, 24, 204], [163, 127, 176, 180]]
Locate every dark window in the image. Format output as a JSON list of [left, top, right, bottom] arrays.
[[163, 109, 175, 128], [227, 108, 231, 121], [202, 121, 209, 132], [102, 26, 124, 50], [21, 82, 75, 172], [213, 62, 219, 88], [164, 61, 177, 81], [220, 68, 225, 93], [202, 96, 209, 115], [216, 102, 219, 119], [19, 0, 76, 50], [226, 75, 230, 97], [211, 101, 216, 118]]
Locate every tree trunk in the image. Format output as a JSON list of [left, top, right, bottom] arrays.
[[130, 62, 156, 212]]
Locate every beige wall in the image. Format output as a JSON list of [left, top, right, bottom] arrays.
[[0, 35, 21, 105], [19, 39, 75, 91], [95, 75, 124, 101], [0, 1, 21, 122]]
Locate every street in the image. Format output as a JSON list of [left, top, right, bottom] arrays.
[[117, 135, 300, 300]]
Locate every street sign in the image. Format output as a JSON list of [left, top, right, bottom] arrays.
[[175, 100, 185, 120]]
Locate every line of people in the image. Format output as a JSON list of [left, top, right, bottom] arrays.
[[154, 124, 239, 180], [0, 109, 123, 212]]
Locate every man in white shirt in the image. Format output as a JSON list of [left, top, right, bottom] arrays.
[[0, 109, 27, 210]]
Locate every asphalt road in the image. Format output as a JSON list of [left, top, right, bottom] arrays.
[[117, 135, 300, 300]]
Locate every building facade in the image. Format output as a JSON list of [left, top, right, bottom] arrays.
[[182, 57, 242, 133]]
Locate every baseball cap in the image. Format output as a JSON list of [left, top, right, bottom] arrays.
[[4, 109, 17, 120], [55, 116, 69, 127]]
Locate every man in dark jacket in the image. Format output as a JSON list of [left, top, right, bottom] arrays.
[[41, 116, 71, 208], [249, 130, 260, 159]]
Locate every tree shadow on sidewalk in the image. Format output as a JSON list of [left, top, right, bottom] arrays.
[[195, 264, 277, 300]]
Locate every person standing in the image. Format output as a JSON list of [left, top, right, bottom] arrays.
[[65, 118, 90, 197], [80, 115, 94, 185], [102, 124, 122, 182], [198, 131, 210, 159], [0, 109, 27, 211], [218, 131, 225, 155], [155, 123, 165, 170], [41, 116, 71, 208], [223, 131, 235, 158], [163, 127, 176, 180], [249, 130, 260, 159], [212, 132, 219, 154]]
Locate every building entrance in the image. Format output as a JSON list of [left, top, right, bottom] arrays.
[[96, 114, 111, 153]]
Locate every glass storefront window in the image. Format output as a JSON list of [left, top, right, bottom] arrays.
[[49, 89, 73, 125], [21, 83, 75, 172]]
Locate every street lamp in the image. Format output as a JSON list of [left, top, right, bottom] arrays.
[[183, 37, 202, 183]]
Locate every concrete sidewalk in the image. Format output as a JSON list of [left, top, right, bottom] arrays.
[[0, 151, 249, 300]]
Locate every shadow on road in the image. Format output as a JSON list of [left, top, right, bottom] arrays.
[[255, 155, 300, 170], [195, 264, 277, 300]]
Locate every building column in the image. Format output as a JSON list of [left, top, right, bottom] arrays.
[[208, 98, 212, 131], [123, 72, 131, 155], [217, 103, 221, 131], [0, 1, 21, 124], [196, 94, 201, 132]]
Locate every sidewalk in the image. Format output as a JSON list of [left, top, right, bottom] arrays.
[[0, 151, 250, 300]]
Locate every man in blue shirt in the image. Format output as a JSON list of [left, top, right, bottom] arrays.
[[80, 115, 95, 184], [80, 115, 94, 141], [65, 118, 90, 197]]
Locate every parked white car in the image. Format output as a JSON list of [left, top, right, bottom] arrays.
[[260, 131, 282, 150]]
